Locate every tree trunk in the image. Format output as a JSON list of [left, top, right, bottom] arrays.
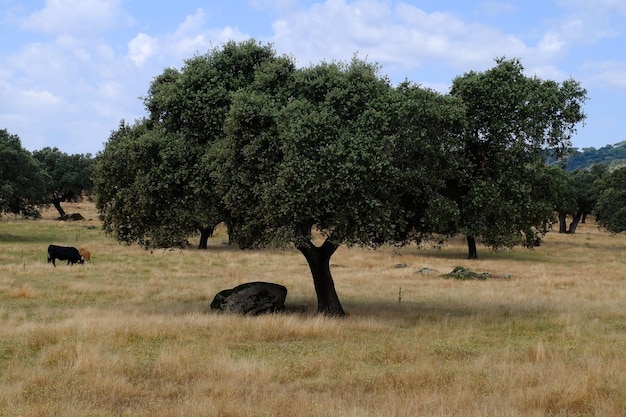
[[466, 235, 478, 259], [225, 221, 234, 246], [197, 226, 214, 249], [558, 212, 568, 233], [581, 212, 588, 224], [52, 199, 65, 217], [568, 211, 583, 234], [297, 239, 345, 316]]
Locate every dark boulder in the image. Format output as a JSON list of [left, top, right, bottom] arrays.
[[210, 282, 287, 315], [59, 213, 85, 221]]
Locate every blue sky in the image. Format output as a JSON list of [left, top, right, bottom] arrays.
[[1, 0, 625, 155]]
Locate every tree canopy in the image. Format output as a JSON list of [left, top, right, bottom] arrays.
[[594, 166, 626, 234], [448, 58, 587, 258], [0, 129, 49, 217], [95, 121, 188, 246], [566, 165, 607, 231], [32, 147, 94, 218], [95, 40, 280, 248]]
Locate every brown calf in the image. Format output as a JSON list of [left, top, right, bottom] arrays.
[[78, 247, 91, 262]]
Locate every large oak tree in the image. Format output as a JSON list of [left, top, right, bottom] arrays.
[[211, 58, 464, 315]]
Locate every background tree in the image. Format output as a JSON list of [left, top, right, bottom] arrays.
[[0, 129, 49, 217], [564, 141, 626, 170], [32, 147, 93, 218], [95, 40, 281, 249], [151, 39, 278, 248], [94, 121, 203, 247], [594, 166, 626, 233], [538, 165, 576, 233], [387, 81, 466, 242], [562, 165, 607, 233], [448, 58, 588, 258]]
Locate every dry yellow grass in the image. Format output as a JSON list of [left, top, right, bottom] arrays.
[[1, 201, 625, 416]]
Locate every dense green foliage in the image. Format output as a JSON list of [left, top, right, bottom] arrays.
[[0, 129, 49, 217], [95, 40, 280, 248], [94, 121, 200, 247], [594, 166, 626, 233], [448, 58, 587, 257], [214, 59, 464, 249], [567, 165, 608, 230], [32, 147, 94, 217]]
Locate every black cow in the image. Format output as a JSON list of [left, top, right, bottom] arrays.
[[47, 245, 84, 267]]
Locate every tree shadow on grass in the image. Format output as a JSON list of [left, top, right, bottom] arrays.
[[340, 297, 555, 324], [139, 293, 554, 326], [412, 245, 552, 263], [0, 232, 58, 243]]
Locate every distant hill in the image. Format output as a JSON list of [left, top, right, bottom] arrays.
[[561, 141, 626, 170]]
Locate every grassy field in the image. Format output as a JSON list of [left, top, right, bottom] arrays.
[[1, 201, 625, 417]]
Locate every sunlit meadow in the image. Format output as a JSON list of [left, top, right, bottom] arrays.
[[1, 201, 625, 416]]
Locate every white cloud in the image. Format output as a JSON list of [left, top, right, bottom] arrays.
[[8, 42, 69, 79], [536, 31, 566, 56], [174, 8, 208, 35], [546, 1, 623, 46], [556, 0, 626, 15], [162, 9, 249, 60], [18, 89, 64, 107], [525, 64, 566, 81], [127, 33, 157, 66], [264, 0, 620, 91], [97, 81, 124, 100], [478, 1, 517, 16], [4, 4, 254, 154], [21, 0, 133, 35], [249, 0, 300, 12], [4, 0, 620, 155], [584, 61, 626, 89], [270, 0, 531, 80]]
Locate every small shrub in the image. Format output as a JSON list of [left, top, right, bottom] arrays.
[[441, 266, 489, 280]]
